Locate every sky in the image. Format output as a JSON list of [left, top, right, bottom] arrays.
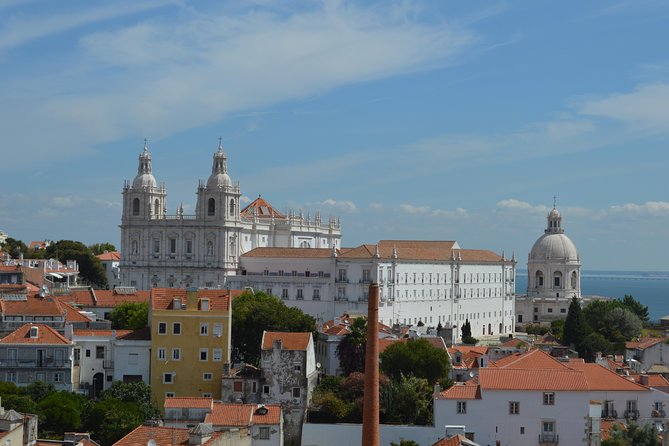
[[1, 0, 668, 271]]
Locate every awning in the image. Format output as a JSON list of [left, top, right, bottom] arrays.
[[48, 272, 63, 279]]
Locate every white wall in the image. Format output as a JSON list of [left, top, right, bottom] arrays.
[[301, 423, 443, 446]]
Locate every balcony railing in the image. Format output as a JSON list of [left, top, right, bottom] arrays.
[[335, 296, 348, 301], [601, 409, 618, 419], [335, 278, 349, 283], [652, 409, 666, 418], [359, 279, 372, 284], [539, 433, 558, 444], [0, 359, 67, 368], [624, 409, 639, 420]]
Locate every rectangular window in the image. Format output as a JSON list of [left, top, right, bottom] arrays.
[[313, 289, 320, 300], [294, 364, 302, 372], [509, 401, 520, 415], [259, 427, 270, 440], [172, 348, 181, 361], [53, 372, 63, 383], [292, 387, 301, 398], [200, 323, 209, 336], [6, 372, 16, 383], [165, 392, 175, 398], [173, 323, 181, 335], [281, 289, 288, 299], [543, 392, 555, 406], [169, 238, 176, 254], [213, 348, 222, 362], [96, 346, 105, 359], [263, 385, 270, 394], [362, 269, 370, 282], [296, 289, 303, 300], [186, 240, 193, 254], [158, 348, 166, 360], [213, 323, 223, 337], [86, 349, 91, 357], [199, 349, 208, 361], [158, 322, 167, 335], [203, 372, 213, 381], [163, 372, 173, 384], [234, 381, 243, 392], [457, 401, 467, 414]]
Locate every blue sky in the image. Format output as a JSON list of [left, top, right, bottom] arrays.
[[1, 0, 668, 271]]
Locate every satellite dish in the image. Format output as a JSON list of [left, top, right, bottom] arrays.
[[316, 362, 321, 370], [148, 440, 157, 446], [469, 371, 474, 378]]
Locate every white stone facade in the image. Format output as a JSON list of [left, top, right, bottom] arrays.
[[119, 142, 341, 290], [227, 240, 516, 339]]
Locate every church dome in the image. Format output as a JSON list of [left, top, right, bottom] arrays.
[[529, 233, 579, 261], [206, 141, 232, 188], [133, 173, 157, 188], [132, 142, 157, 188], [207, 172, 232, 188]]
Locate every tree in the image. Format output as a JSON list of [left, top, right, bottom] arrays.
[[101, 381, 158, 419], [23, 381, 55, 402], [382, 374, 433, 425], [38, 391, 87, 433], [621, 295, 650, 326], [605, 307, 642, 340], [109, 302, 149, 330], [45, 240, 108, 288], [231, 291, 316, 364], [391, 440, 420, 446], [550, 319, 565, 342], [461, 319, 477, 345], [88, 243, 117, 255], [85, 398, 144, 446], [0, 237, 27, 258], [578, 332, 614, 362], [602, 421, 660, 446], [337, 317, 367, 375], [380, 338, 450, 385], [563, 297, 588, 348]]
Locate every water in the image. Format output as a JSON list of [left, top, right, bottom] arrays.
[[516, 270, 669, 321]]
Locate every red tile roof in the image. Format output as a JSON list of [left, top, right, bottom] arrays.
[[113, 425, 224, 446], [73, 329, 132, 338], [489, 348, 569, 370], [379, 338, 407, 354], [337, 240, 505, 263], [240, 197, 286, 219], [432, 435, 474, 446], [151, 288, 241, 311], [204, 403, 281, 426], [479, 368, 588, 391], [439, 379, 481, 400], [0, 294, 64, 316], [0, 324, 71, 345], [164, 397, 214, 409], [568, 362, 649, 391], [262, 331, 311, 351], [57, 288, 149, 308], [626, 337, 665, 350], [96, 251, 121, 261]]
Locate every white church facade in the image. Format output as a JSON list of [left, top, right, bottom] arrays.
[[119, 142, 341, 290], [226, 240, 516, 338]]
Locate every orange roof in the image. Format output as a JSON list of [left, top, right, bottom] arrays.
[[337, 240, 505, 263], [57, 288, 149, 308], [28, 241, 49, 250], [626, 337, 665, 350], [204, 403, 281, 426], [164, 397, 214, 409], [96, 251, 121, 261], [490, 348, 569, 370], [432, 435, 473, 446], [113, 425, 223, 446], [0, 265, 22, 272], [151, 288, 241, 311], [439, 380, 481, 400], [242, 247, 333, 258], [0, 324, 71, 345], [73, 329, 133, 338], [240, 197, 286, 219], [568, 362, 649, 391], [0, 294, 64, 316], [262, 331, 311, 351], [379, 338, 407, 354], [479, 368, 588, 391], [498, 337, 529, 348], [637, 374, 669, 387], [62, 301, 95, 323], [601, 420, 626, 442]]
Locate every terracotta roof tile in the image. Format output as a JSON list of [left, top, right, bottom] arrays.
[[337, 240, 505, 263], [0, 324, 71, 345], [490, 348, 569, 370], [204, 403, 281, 426], [73, 329, 132, 338], [117, 327, 151, 341], [1, 294, 64, 316], [164, 397, 214, 409], [112, 425, 223, 446], [432, 435, 475, 446], [626, 337, 665, 350], [241, 247, 334, 258], [379, 338, 407, 354], [479, 368, 588, 391], [96, 251, 121, 261], [151, 288, 240, 311], [569, 362, 649, 391], [240, 197, 286, 219], [439, 380, 481, 400], [261, 331, 311, 351], [57, 289, 149, 308]]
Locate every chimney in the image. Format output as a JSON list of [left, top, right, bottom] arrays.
[[186, 287, 198, 310], [361, 283, 379, 446], [640, 375, 649, 386]]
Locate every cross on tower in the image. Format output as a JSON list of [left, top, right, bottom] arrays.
[[553, 194, 557, 209]]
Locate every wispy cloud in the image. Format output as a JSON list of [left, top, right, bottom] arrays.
[[496, 199, 549, 214], [316, 199, 357, 213], [399, 204, 468, 218], [609, 201, 669, 215]]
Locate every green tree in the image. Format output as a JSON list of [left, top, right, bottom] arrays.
[[88, 243, 117, 255], [602, 421, 660, 446], [85, 398, 144, 446], [382, 374, 433, 425], [2, 395, 38, 414], [23, 381, 55, 402], [605, 307, 642, 340], [578, 332, 614, 362], [109, 302, 149, 330], [461, 319, 478, 344], [390, 440, 420, 446], [102, 381, 158, 419], [231, 291, 316, 364], [563, 296, 588, 348], [45, 240, 108, 288], [38, 391, 87, 433], [0, 237, 27, 258], [336, 317, 367, 375], [550, 319, 565, 341], [380, 338, 450, 385], [621, 295, 650, 326]]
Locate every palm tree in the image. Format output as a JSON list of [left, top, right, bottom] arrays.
[[336, 317, 367, 375]]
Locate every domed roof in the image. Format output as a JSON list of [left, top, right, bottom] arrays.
[[548, 207, 561, 219], [529, 232, 579, 261], [207, 172, 232, 188], [133, 173, 157, 188]]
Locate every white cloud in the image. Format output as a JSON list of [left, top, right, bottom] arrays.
[[369, 202, 384, 210], [399, 204, 467, 218], [496, 199, 549, 214], [316, 199, 357, 213], [240, 196, 251, 204], [609, 201, 669, 215]]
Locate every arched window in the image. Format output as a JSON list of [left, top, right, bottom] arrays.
[[571, 271, 578, 289], [131, 240, 138, 255], [229, 198, 235, 217], [206, 241, 214, 256], [299, 240, 311, 248], [154, 199, 160, 216], [132, 198, 140, 216], [208, 198, 216, 216], [553, 271, 562, 288], [488, 323, 492, 335], [535, 271, 544, 288]]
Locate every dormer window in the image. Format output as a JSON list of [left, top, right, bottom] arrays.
[[29, 326, 38, 338]]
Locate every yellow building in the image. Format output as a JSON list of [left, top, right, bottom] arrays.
[[150, 287, 242, 409]]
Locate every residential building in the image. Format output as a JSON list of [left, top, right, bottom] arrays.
[[0, 264, 28, 295], [164, 397, 215, 427], [36, 433, 101, 446], [221, 363, 263, 404], [56, 286, 149, 322], [150, 287, 240, 409], [111, 327, 151, 384], [0, 400, 38, 446], [96, 251, 121, 289], [0, 323, 75, 391], [114, 424, 250, 446], [119, 141, 341, 290], [435, 348, 669, 445], [625, 337, 669, 374], [228, 240, 516, 339], [258, 331, 317, 446]]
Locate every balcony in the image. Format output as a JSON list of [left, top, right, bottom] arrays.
[[335, 278, 349, 283], [0, 359, 66, 368], [103, 360, 114, 369], [601, 409, 618, 419], [624, 409, 639, 420], [359, 279, 372, 284], [652, 409, 666, 418], [335, 295, 348, 302], [539, 433, 558, 444]]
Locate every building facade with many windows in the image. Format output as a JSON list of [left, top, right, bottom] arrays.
[[120, 141, 341, 290]]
